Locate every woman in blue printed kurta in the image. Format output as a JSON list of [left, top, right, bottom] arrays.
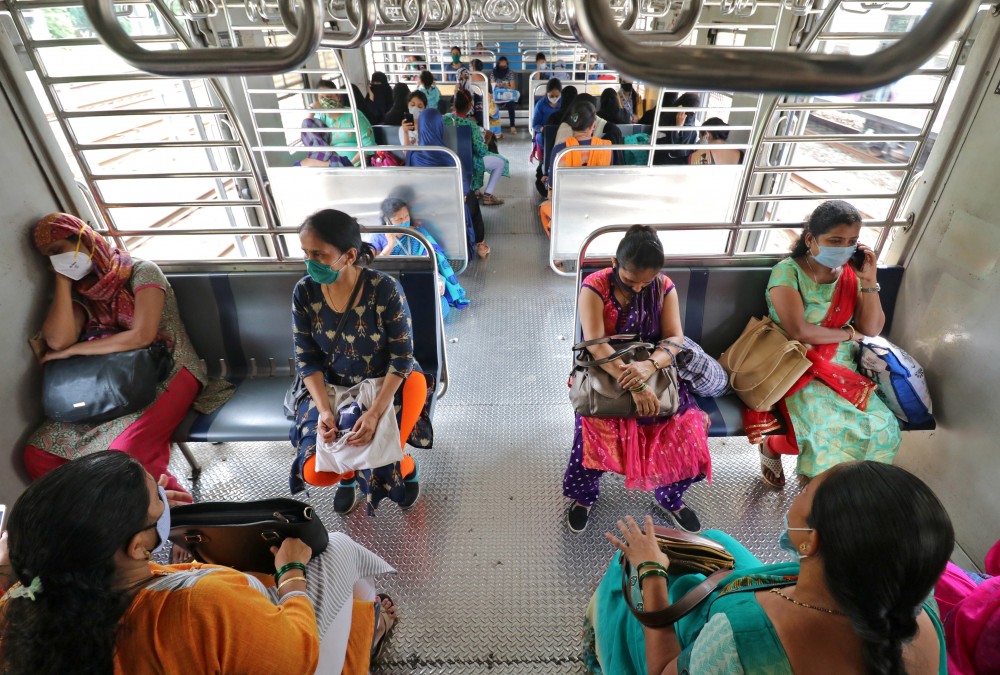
[[290, 210, 432, 514]]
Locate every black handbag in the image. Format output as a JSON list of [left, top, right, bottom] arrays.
[[42, 342, 173, 424], [169, 498, 329, 574]]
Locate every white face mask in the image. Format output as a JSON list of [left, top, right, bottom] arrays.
[[50, 250, 94, 280], [408, 105, 423, 118]]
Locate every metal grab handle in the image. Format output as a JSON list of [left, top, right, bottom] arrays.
[[483, 0, 524, 23], [281, 0, 375, 47], [84, 0, 322, 76], [422, 0, 455, 29], [566, 0, 979, 95], [374, 0, 428, 35], [180, 0, 218, 20], [531, 0, 576, 43]]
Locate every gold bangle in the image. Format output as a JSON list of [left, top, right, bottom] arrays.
[[842, 324, 856, 342], [277, 575, 306, 592]]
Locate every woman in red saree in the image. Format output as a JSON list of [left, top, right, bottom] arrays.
[[753, 200, 901, 487]]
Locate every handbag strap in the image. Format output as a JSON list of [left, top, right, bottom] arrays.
[[324, 270, 367, 370], [572, 334, 637, 351], [574, 342, 655, 368], [621, 557, 732, 627]]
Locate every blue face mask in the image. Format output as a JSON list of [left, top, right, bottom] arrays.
[[305, 253, 346, 285], [779, 512, 813, 561], [398, 220, 411, 228], [152, 485, 171, 553], [812, 244, 856, 269]]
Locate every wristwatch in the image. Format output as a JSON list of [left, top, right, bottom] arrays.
[[861, 283, 881, 293]]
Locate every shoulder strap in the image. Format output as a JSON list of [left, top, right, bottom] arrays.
[[621, 559, 732, 627], [324, 270, 367, 366]]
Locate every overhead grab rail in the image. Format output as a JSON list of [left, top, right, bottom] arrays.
[[422, 0, 456, 28], [374, 0, 428, 35], [482, 0, 524, 23], [566, 0, 979, 94], [83, 0, 322, 76], [280, 0, 376, 48]]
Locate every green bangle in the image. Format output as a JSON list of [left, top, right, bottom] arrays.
[[274, 562, 307, 584], [639, 569, 669, 585], [636, 561, 668, 575]]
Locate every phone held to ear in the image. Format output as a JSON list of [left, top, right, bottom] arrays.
[[850, 248, 867, 270]]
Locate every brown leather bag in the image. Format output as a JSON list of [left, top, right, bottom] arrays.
[[718, 316, 811, 412], [621, 526, 736, 627], [569, 335, 680, 418]]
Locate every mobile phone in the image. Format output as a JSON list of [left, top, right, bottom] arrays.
[[402, 113, 414, 125], [850, 248, 867, 270]]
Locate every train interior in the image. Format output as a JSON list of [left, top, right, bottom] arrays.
[[1, 0, 999, 672]]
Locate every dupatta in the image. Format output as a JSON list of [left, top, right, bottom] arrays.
[[744, 263, 876, 450]]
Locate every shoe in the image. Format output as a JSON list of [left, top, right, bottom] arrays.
[[474, 190, 483, 201], [657, 502, 702, 533], [566, 502, 591, 533], [510, 125, 517, 133], [333, 480, 362, 514], [476, 242, 491, 259], [481, 193, 504, 206], [400, 459, 420, 510], [759, 443, 786, 488]]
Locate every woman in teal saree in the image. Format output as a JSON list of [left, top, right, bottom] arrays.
[[585, 462, 953, 674]]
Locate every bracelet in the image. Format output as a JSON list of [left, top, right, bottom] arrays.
[[274, 562, 307, 584], [628, 382, 649, 393], [636, 561, 668, 575], [277, 575, 307, 592], [638, 569, 669, 585], [842, 324, 856, 342]]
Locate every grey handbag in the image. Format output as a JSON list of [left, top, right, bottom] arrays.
[[569, 335, 681, 418], [283, 270, 367, 419]]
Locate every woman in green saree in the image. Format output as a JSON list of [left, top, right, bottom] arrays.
[[585, 461, 953, 674]]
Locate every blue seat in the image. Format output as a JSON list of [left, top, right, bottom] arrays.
[[575, 265, 930, 436], [169, 267, 442, 446]]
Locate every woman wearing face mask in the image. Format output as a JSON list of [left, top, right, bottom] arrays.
[[445, 90, 510, 208], [618, 79, 645, 123], [535, 52, 552, 79], [23, 214, 231, 500], [0, 451, 400, 673], [397, 91, 427, 147], [300, 81, 377, 168], [753, 200, 899, 489], [532, 78, 563, 160], [584, 461, 952, 674], [446, 46, 464, 79], [382, 82, 412, 127], [370, 197, 469, 311], [291, 210, 433, 513], [563, 226, 712, 535], [491, 56, 520, 133]]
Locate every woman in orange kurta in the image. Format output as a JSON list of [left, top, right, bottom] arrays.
[[0, 452, 397, 674]]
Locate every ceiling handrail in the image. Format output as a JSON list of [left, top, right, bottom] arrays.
[[565, 0, 979, 94], [280, 0, 376, 47], [84, 0, 323, 76]]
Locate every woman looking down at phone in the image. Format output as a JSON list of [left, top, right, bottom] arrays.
[[754, 200, 900, 488]]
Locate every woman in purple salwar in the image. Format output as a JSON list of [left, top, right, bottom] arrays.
[[564, 226, 712, 534]]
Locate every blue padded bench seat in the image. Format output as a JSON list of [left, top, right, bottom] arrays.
[[577, 264, 932, 437], [168, 268, 441, 444]]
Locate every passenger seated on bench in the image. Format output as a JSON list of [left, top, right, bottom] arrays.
[[372, 197, 469, 310], [23, 213, 231, 501], [300, 81, 377, 168], [445, 90, 510, 207], [597, 87, 630, 125], [539, 103, 613, 238], [398, 91, 427, 147], [755, 200, 900, 489], [417, 70, 441, 111], [532, 78, 563, 160], [618, 79, 645, 123], [688, 117, 744, 165], [291, 209, 433, 513], [585, 462, 952, 674], [382, 82, 411, 127], [564, 226, 712, 534], [556, 93, 624, 162], [652, 92, 699, 166], [0, 452, 399, 673], [491, 56, 519, 133], [534, 85, 578, 197]]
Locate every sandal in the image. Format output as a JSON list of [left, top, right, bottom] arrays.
[[476, 242, 491, 259], [371, 594, 398, 663], [759, 444, 786, 489], [482, 193, 504, 206]]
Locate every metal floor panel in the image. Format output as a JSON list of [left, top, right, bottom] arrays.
[[168, 131, 802, 673]]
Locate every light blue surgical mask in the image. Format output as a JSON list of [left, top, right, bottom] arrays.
[[812, 244, 856, 269], [779, 512, 813, 561], [152, 485, 171, 553], [397, 219, 411, 228]]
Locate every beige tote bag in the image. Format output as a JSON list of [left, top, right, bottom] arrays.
[[719, 317, 811, 412]]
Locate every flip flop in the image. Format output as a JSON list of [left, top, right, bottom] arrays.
[[759, 444, 786, 489], [371, 594, 398, 663]]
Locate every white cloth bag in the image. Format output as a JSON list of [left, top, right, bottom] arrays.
[[315, 378, 403, 473]]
